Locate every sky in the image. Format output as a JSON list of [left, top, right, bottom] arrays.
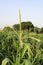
[[0, 0, 43, 28]]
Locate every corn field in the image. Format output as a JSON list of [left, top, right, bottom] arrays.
[[0, 10, 43, 65]]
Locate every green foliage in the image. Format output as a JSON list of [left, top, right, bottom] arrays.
[[13, 21, 34, 32], [3, 26, 13, 32], [0, 21, 43, 65], [0, 9, 43, 65], [13, 21, 43, 33], [34, 27, 40, 33], [40, 27, 43, 33], [0, 28, 43, 65]]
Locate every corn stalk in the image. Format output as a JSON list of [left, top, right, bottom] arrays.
[[18, 9, 23, 48]]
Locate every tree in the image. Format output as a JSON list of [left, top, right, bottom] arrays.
[[40, 27, 43, 33], [34, 27, 40, 33], [13, 21, 34, 32], [3, 26, 13, 32], [13, 24, 20, 30]]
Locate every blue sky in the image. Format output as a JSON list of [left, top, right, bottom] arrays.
[[0, 0, 43, 28]]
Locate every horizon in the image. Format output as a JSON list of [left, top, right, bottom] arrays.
[[0, 0, 43, 28]]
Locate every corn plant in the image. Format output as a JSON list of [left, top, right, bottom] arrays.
[[1, 9, 43, 65]]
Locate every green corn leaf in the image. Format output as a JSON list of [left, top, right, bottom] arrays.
[[24, 59, 32, 65], [2, 58, 14, 65], [21, 44, 28, 59]]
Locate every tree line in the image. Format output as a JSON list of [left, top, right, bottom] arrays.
[[1, 21, 43, 33], [13, 21, 43, 33]]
